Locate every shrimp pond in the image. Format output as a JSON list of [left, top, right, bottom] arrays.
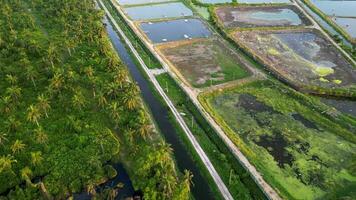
[[232, 29, 356, 94], [157, 38, 250, 88]]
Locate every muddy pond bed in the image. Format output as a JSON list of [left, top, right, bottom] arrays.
[[123, 2, 193, 21], [202, 80, 356, 199], [232, 29, 356, 95], [215, 5, 311, 28], [140, 18, 212, 43], [157, 38, 250, 87]]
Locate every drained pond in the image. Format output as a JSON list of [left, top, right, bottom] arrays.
[[157, 38, 250, 87], [140, 18, 212, 43], [232, 29, 356, 94], [123, 2, 193, 21], [215, 5, 311, 28]]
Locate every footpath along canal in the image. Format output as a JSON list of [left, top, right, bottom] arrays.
[[103, 15, 216, 199]]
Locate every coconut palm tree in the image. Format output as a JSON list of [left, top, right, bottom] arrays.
[[27, 105, 41, 127], [49, 72, 64, 92], [34, 126, 48, 144], [0, 132, 8, 146], [157, 141, 174, 169], [37, 94, 51, 118], [4, 116, 21, 133], [107, 188, 117, 200], [31, 151, 43, 166], [6, 85, 22, 102], [11, 139, 26, 154], [84, 66, 94, 79], [113, 68, 127, 87], [97, 92, 107, 108], [47, 43, 58, 68], [105, 82, 119, 99], [137, 111, 152, 140], [21, 167, 34, 186], [72, 91, 86, 110], [123, 84, 140, 110], [0, 155, 17, 173], [86, 182, 96, 196], [109, 102, 121, 122], [25, 65, 39, 88], [5, 74, 18, 85], [1, 96, 12, 114], [161, 172, 177, 198], [182, 170, 193, 192]]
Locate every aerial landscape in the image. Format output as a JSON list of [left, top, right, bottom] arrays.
[[0, 0, 355, 200]]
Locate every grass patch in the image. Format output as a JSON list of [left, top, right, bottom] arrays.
[[200, 80, 356, 200], [156, 73, 267, 199]]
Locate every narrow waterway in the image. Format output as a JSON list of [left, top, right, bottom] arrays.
[[104, 17, 215, 200]]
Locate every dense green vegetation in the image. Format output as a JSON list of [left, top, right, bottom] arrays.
[[156, 73, 266, 199], [200, 80, 356, 200], [103, 0, 162, 69], [0, 0, 190, 199]]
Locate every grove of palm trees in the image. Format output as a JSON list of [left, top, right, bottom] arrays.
[[0, 0, 191, 199]]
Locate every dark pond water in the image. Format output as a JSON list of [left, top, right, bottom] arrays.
[[292, 113, 319, 130], [74, 163, 135, 200], [237, 94, 276, 113], [104, 16, 215, 200], [140, 18, 212, 43], [321, 98, 356, 117], [254, 134, 294, 168]]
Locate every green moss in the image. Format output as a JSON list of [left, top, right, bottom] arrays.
[[333, 79, 342, 84], [314, 66, 334, 77], [200, 80, 356, 200]]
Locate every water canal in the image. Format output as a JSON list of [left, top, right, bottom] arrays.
[[104, 16, 215, 200]]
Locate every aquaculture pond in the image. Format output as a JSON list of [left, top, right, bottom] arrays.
[[334, 17, 356, 38], [199, 0, 232, 3], [310, 0, 356, 17], [123, 2, 193, 21], [157, 38, 250, 88], [232, 29, 356, 93], [238, 0, 291, 4], [310, 0, 356, 39], [299, 2, 352, 47], [140, 18, 212, 43], [215, 5, 311, 28], [117, 0, 174, 6], [202, 80, 356, 200]]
